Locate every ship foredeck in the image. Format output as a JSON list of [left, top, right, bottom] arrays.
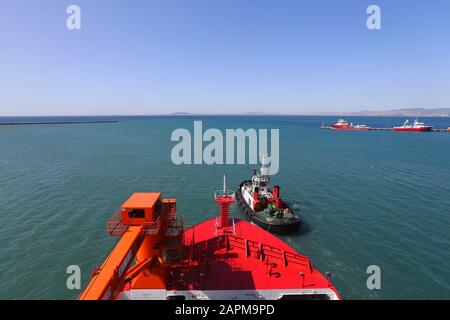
[[123, 218, 338, 300], [80, 192, 340, 300]]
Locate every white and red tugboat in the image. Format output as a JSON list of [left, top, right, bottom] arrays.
[[235, 162, 301, 234], [79, 175, 341, 300], [330, 118, 370, 130], [393, 119, 433, 132]]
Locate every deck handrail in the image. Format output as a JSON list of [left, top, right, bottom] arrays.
[[192, 233, 311, 271], [106, 210, 127, 236]]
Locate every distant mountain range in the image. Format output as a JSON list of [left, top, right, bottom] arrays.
[[171, 108, 450, 117], [336, 108, 450, 117], [170, 111, 266, 116]]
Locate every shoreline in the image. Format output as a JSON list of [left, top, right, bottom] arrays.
[[0, 120, 119, 126]]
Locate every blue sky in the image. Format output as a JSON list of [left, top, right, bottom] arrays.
[[0, 0, 449, 116]]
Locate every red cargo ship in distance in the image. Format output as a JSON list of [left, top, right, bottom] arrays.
[[330, 118, 370, 130], [393, 119, 433, 132], [79, 175, 341, 300]]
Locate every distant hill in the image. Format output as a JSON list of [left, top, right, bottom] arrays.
[[345, 108, 450, 117], [170, 112, 192, 116], [170, 111, 267, 116], [167, 108, 450, 117]]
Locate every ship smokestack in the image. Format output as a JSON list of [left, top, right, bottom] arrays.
[[273, 185, 280, 199], [253, 187, 260, 211], [273, 185, 281, 208]]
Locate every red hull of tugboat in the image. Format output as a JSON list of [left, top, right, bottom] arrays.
[[330, 118, 370, 131], [393, 127, 433, 132], [330, 125, 370, 131]]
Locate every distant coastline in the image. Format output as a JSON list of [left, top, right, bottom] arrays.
[[1, 108, 450, 118], [0, 120, 118, 126], [311, 108, 450, 117], [169, 108, 450, 117]]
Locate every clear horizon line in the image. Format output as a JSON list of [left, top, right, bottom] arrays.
[[1, 108, 450, 118], [1, 114, 450, 118]]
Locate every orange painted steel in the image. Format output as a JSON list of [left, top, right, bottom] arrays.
[[80, 192, 166, 300], [79, 226, 144, 300]]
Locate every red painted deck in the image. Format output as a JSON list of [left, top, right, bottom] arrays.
[[163, 218, 333, 291]]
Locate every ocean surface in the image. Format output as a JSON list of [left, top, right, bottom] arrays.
[[0, 115, 449, 300]]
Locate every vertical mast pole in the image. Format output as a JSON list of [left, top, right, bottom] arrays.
[[223, 174, 227, 195]]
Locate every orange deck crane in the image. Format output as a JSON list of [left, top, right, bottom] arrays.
[[79, 193, 178, 300]]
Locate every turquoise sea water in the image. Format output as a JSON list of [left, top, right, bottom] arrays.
[[0, 116, 449, 300]]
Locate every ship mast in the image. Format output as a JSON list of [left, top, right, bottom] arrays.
[[215, 174, 234, 230], [223, 174, 227, 195]]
